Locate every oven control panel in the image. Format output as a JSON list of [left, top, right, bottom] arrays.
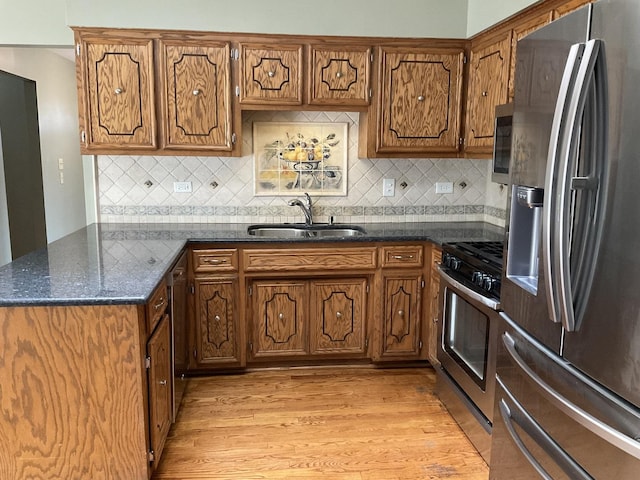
[[441, 251, 501, 300]]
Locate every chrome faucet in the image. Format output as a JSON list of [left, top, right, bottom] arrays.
[[288, 192, 313, 226]]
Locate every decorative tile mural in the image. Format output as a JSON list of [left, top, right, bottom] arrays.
[[96, 111, 507, 225], [253, 122, 348, 196]]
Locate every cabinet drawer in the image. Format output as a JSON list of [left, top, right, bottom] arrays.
[[192, 249, 238, 273], [380, 245, 424, 268], [243, 247, 377, 272], [147, 279, 168, 334]]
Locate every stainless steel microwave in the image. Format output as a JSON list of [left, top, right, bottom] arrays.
[[492, 103, 513, 184]]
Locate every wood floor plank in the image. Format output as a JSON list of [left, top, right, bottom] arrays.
[[152, 367, 488, 480]]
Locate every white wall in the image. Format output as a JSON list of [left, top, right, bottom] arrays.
[[0, 0, 72, 45], [0, 47, 86, 242], [467, 0, 539, 37], [65, 0, 469, 39]]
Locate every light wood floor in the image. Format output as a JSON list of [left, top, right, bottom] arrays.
[[152, 367, 488, 480]]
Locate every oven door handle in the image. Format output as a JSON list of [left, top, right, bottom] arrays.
[[438, 265, 500, 311]]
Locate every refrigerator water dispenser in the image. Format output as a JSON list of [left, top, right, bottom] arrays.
[[506, 185, 544, 295]]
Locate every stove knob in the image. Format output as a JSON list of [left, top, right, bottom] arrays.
[[451, 257, 462, 271], [442, 253, 451, 268], [483, 276, 495, 291], [472, 271, 483, 285]]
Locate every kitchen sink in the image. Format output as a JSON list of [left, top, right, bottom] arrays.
[[247, 224, 367, 238]]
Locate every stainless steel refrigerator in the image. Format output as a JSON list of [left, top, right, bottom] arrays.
[[491, 0, 640, 478]]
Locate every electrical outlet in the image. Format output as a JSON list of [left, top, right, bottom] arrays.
[[435, 182, 454, 194], [173, 181, 192, 193], [382, 178, 395, 197]]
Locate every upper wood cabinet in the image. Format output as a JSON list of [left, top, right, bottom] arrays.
[[553, 0, 592, 18], [238, 43, 304, 106], [308, 45, 372, 106], [368, 46, 464, 156], [158, 40, 233, 151], [463, 32, 512, 155], [79, 35, 157, 150], [74, 28, 238, 156]]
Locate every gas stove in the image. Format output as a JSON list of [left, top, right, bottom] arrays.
[[440, 241, 504, 301]]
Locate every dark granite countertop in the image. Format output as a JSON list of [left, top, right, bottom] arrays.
[[0, 221, 504, 307]]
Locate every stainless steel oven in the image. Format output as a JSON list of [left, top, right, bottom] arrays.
[[435, 241, 503, 463]]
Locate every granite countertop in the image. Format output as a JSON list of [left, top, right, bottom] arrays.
[[0, 221, 504, 307]]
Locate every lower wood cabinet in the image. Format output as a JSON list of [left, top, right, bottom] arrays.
[[310, 278, 368, 356], [248, 277, 369, 361], [379, 272, 424, 360], [250, 280, 307, 358], [192, 276, 241, 367], [146, 313, 173, 466], [428, 245, 443, 365], [187, 242, 440, 370]]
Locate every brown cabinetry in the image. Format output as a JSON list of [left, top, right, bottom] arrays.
[[249, 280, 307, 358], [79, 35, 157, 150], [309, 45, 372, 106], [146, 313, 172, 467], [248, 277, 368, 361], [74, 28, 238, 156], [238, 43, 304, 106], [190, 248, 242, 368], [310, 278, 368, 355], [427, 245, 442, 365], [377, 244, 426, 360], [159, 40, 233, 151], [464, 32, 512, 155], [362, 46, 464, 157]]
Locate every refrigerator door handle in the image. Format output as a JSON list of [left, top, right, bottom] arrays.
[[543, 42, 584, 325], [497, 376, 593, 480], [555, 39, 607, 332], [503, 331, 640, 460]]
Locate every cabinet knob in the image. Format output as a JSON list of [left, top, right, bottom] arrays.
[[433, 317, 439, 324], [159, 380, 167, 385], [393, 254, 414, 260], [114, 87, 123, 95], [398, 310, 405, 317], [482, 91, 488, 97], [278, 313, 284, 320], [336, 72, 343, 78], [192, 89, 201, 96], [204, 258, 226, 265], [154, 297, 165, 310], [336, 311, 342, 319], [214, 315, 221, 321], [268, 70, 275, 77], [417, 95, 425, 101]]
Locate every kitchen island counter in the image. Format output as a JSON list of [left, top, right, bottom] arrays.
[[0, 221, 503, 307]]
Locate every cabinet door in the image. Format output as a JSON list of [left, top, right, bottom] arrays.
[[239, 43, 303, 105], [193, 277, 240, 366], [309, 278, 368, 356], [554, 0, 591, 19], [464, 33, 511, 154], [377, 47, 464, 154], [250, 281, 307, 358], [427, 247, 442, 365], [147, 314, 172, 467], [160, 41, 233, 151], [82, 38, 156, 149], [309, 46, 371, 106], [380, 273, 423, 359]]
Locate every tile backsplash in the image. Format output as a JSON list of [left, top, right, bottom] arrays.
[[97, 111, 507, 226]]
